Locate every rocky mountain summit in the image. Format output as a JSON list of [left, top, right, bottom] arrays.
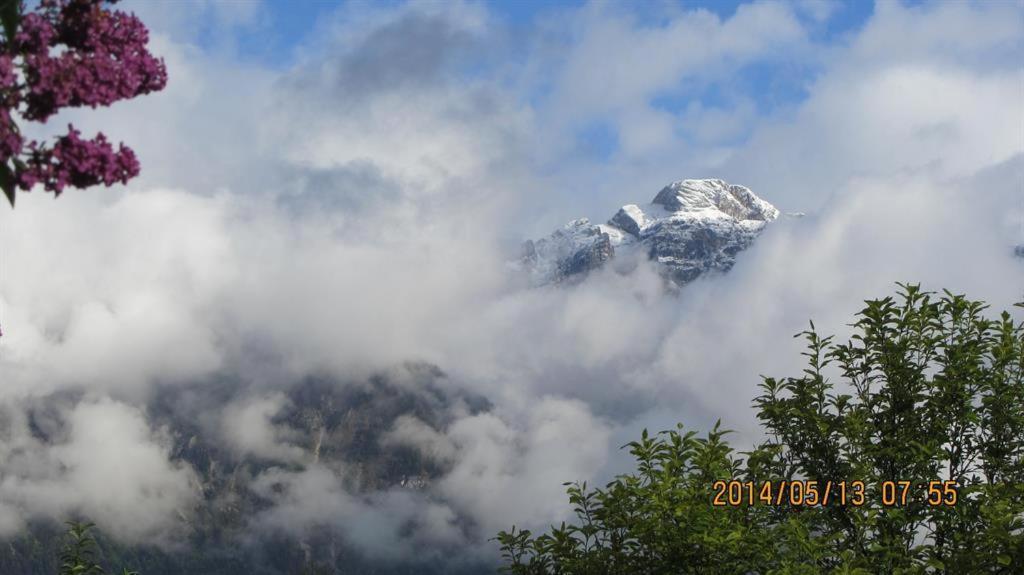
[[521, 179, 780, 286]]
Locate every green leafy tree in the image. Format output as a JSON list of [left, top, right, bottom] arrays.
[[754, 285, 1023, 572], [497, 285, 1023, 574]]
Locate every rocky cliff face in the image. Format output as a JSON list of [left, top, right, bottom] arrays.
[[521, 179, 779, 287]]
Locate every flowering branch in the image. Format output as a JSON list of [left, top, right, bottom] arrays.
[[0, 0, 166, 206]]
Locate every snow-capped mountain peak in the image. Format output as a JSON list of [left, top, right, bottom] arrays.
[[650, 179, 779, 221], [521, 179, 779, 286]]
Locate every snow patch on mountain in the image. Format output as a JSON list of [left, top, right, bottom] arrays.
[[520, 179, 780, 286]]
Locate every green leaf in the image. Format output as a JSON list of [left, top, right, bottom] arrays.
[[0, 162, 14, 208], [0, 0, 19, 44]]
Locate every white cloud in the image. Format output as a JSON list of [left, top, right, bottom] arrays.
[[530, 0, 811, 166], [0, 399, 198, 543], [0, 190, 232, 396], [250, 464, 466, 561], [438, 397, 612, 535], [549, 1, 807, 119], [725, 1, 1024, 211], [382, 415, 458, 464], [221, 393, 305, 463]]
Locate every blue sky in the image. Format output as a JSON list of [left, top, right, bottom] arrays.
[[248, 0, 875, 51], [214, 0, 877, 166]]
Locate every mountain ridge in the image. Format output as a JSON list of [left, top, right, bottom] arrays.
[[520, 178, 779, 286]]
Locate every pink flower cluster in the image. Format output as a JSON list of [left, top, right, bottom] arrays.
[[0, 0, 165, 198], [18, 125, 138, 191]]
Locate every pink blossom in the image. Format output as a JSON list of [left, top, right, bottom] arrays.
[[0, 55, 14, 89], [16, 125, 139, 194], [21, 0, 166, 121], [13, 12, 55, 55], [1, 0, 165, 201]]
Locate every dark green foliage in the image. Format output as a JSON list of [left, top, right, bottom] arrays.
[[498, 285, 1024, 574], [59, 522, 104, 575], [495, 423, 843, 575], [0, 0, 19, 207], [57, 522, 141, 575], [0, 0, 19, 43]]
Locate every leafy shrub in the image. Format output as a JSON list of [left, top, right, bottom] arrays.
[[58, 522, 138, 575], [498, 285, 1023, 574]]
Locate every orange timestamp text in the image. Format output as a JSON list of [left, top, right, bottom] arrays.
[[711, 480, 959, 508]]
